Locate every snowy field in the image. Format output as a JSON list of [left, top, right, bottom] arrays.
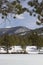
[[0, 54, 43, 65]]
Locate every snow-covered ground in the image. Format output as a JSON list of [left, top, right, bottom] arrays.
[[0, 54, 43, 65]]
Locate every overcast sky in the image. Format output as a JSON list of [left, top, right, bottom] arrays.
[[0, 0, 43, 29]]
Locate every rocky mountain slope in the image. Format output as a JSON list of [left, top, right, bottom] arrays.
[[0, 26, 43, 36]]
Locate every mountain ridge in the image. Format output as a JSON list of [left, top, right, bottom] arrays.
[[0, 26, 43, 36], [0, 26, 31, 35]]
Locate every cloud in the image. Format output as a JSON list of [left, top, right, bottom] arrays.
[[5, 26, 11, 28], [15, 14, 24, 19]]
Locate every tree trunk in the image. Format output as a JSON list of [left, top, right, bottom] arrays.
[[6, 46, 9, 54], [7, 48, 9, 54]]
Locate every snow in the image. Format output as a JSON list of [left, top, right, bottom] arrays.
[[0, 54, 43, 65]]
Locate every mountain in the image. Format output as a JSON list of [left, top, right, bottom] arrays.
[[0, 26, 43, 36], [0, 26, 31, 36]]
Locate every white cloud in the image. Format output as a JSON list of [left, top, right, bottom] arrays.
[[15, 14, 24, 19], [5, 26, 11, 28]]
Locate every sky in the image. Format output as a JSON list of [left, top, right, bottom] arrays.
[[0, 0, 43, 29]]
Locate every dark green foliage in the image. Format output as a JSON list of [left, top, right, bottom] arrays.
[[0, 31, 43, 50], [0, 0, 43, 26], [12, 1, 16, 5], [28, 1, 34, 7], [28, 0, 43, 16], [0, 0, 43, 17], [35, 7, 42, 14]]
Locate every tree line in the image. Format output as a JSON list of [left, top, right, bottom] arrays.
[[0, 32, 43, 53]]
